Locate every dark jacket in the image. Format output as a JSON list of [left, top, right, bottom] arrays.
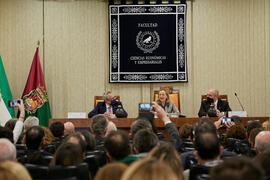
[[198, 99, 231, 117], [88, 101, 128, 118]]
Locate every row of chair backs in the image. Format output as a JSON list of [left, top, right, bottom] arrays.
[[25, 163, 90, 180]]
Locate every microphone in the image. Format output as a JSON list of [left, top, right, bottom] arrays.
[[234, 92, 245, 111]]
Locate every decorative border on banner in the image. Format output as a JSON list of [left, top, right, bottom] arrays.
[[109, 4, 187, 82]]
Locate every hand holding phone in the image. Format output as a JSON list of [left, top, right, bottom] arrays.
[[221, 118, 232, 125]]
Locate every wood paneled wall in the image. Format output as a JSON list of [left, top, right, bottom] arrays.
[[0, 0, 269, 118]]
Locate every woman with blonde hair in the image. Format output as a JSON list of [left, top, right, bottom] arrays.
[[0, 161, 32, 180], [121, 158, 178, 180], [147, 142, 184, 180], [94, 162, 127, 180], [156, 89, 179, 114]]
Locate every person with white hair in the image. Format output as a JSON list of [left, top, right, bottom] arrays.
[[255, 131, 270, 154], [0, 138, 17, 161], [64, 121, 75, 136]]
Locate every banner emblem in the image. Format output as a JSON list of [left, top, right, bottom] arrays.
[[136, 31, 160, 53], [23, 86, 48, 113]]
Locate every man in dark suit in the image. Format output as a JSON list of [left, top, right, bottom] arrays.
[[88, 91, 128, 118], [198, 88, 231, 117]]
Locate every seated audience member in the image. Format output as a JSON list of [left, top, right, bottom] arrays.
[[51, 143, 84, 166], [104, 130, 132, 163], [88, 91, 128, 118], [4, 119, 17, 131], [0, 161, 32, 180], [132, 129, 159, 158], [94, 162, 127, 180], [4, 100, 25, 144], [262, 120, 270, 131], [179, 123, 192, 139], [137, 113, 165, 141], [130, 118, 153, 139], [248, 128, 263, 148], [255, 131, 270, 154], [0, 126, 14, 143], [184, 132, 223, 180], [211, 156, 264, 180], [90, 114, 109, 146], [224, 125, 246, 143], [254, 147, 270, 177], [177, 119, 236, 169], [147, 142, 184, 180], [80, 130, 96, 151], [20, 126, 51, 165], [17, 116, 39, 144], [64, 132, 87, 154], [246, 120, 262, 138], [0, 138, 16, 161], [105, 121, 117, 137], [121, 158, 178, 180], [49, 121, 64, 149], [156, 89, 179, 115], [41, 126, 55, 154], [64, 121, 75, 136], [231, 115, 242, 124], [198, 88, 231, 117]]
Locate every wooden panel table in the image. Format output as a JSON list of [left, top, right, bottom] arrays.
[[50, 117, 269, 130]]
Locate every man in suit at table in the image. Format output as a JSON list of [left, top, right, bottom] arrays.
[[198, 88, 231, 117], [88, 91, 128, 119]]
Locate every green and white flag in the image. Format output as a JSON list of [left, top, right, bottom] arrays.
[[0, 56, 14, 126]]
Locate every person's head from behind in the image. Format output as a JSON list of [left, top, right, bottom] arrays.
[[0, 138, 16, 161], [64, 121, 75, 136], [193, 119, 217, 141], [90, 114, 109, 137], [50, 121, 64, 138], [80, 130, 96, 151], [94, 162, 127, 180], [4, 119, 17, 131], [64, 132, 87, 153], [179, 123, 192, 139], [210, 157, 264, 180], [0, 161, 32, 180], [133, 129, 159, 154], [231, 116, 242, 125], [249, 128, 263, 148], [41, 126, 54, 145], [130, 118, 152, 139], [0, 126, 13, 143], [147, 142, 184, 180], [121, 158, 178, 180], [104, 130, 131, 161], [255, 131, 270, 154], [246, 120, 262, 138], [24, 116, 39, 132], [226, 124, 246, 140], [51, 143, 83, 166], [25, 126, 44, 150], [194, 132, 221, 163], [254, 147, 270, 176]]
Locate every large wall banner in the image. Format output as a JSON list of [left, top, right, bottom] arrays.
[[109, 4, 187, 82]]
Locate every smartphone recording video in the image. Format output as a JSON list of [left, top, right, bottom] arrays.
[[8, 100, 20, 108], [138, 103, 153, 112], [221, 118, 232, 125]]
